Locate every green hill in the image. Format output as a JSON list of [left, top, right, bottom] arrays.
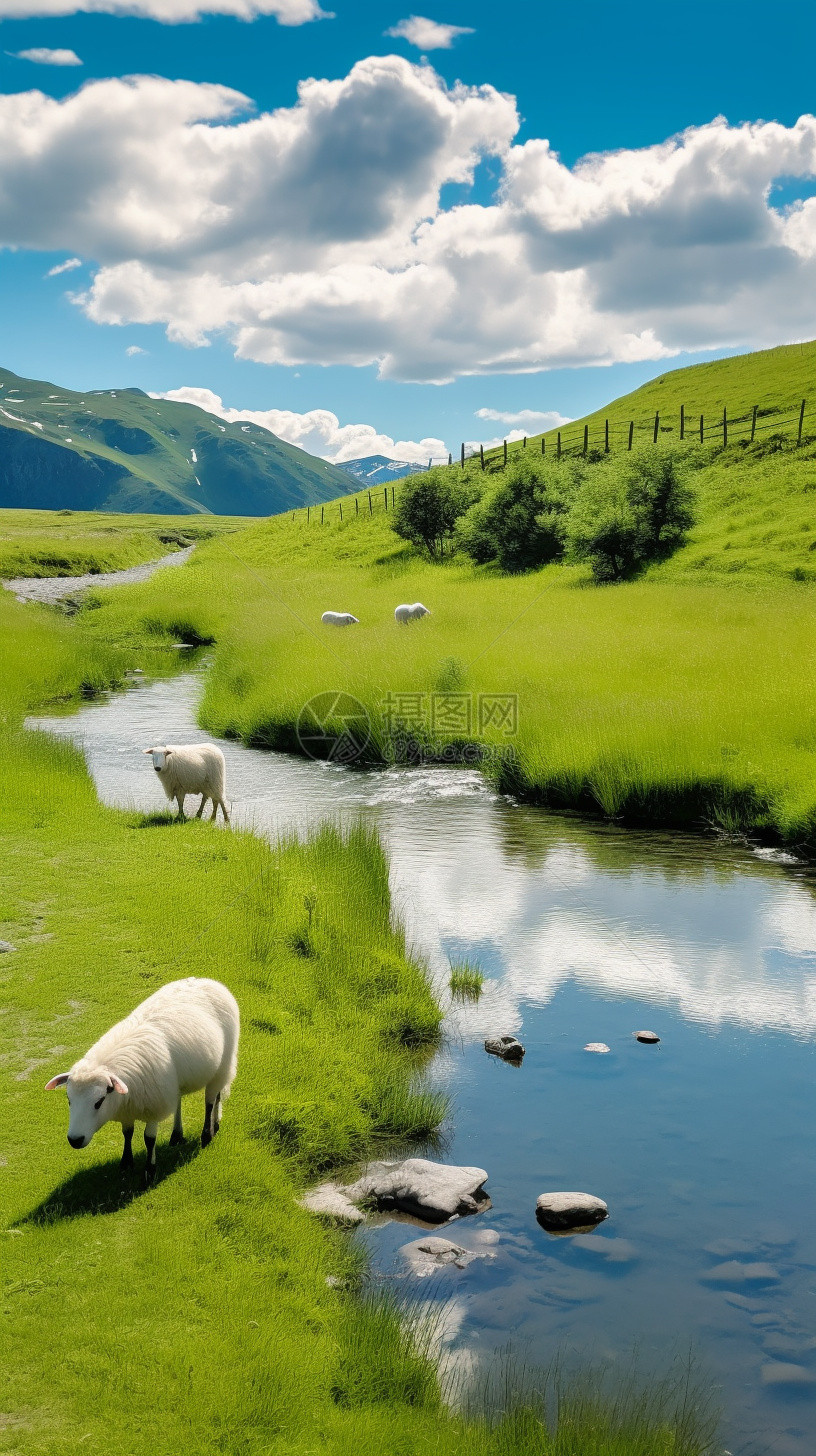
[[0, 367, 351, 516]]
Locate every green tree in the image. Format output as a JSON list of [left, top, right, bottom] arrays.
[[566, 446, 695, 582], [392, 469, 473, 559], [457, 456, 569, 572]]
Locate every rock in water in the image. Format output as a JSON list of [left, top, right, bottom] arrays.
[[536, 1191, 609, 1232], [347, 1158, 490, 1223], [584, 1042, 610, 1053], [484, 1035, 525, 1062], [299, 1182, 365, 1223], [401, 1236, 472, 1274], [635, 1030, 660, 1044]]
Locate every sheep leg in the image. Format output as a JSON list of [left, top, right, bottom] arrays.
[[120, 1125, 134, 1170], [212, 1092, 222, 1136], [219, 799, 231, 825], [176, 793, 186, 820], [169, 1098, 184, 1146], [143, 1121, 158, 1184], [194, 795, 207, 819], [201, 1098, 217, 1147]]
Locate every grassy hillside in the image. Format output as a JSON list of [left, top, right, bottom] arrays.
[[0, 366, 351, 516], [63, 340, 816, 849], [0, 507, 247, 578]]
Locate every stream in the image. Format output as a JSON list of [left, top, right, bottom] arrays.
[[28, 667, 816, 1456]]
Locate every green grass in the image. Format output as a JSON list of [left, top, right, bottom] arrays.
[[0, 507, 247, 579], [449, 962, 485, 999]]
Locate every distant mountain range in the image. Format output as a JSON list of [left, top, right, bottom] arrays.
[[0, 367, 352, 516], [335, 454, 431, 487]]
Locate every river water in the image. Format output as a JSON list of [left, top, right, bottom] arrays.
[[29, 669, 816, 1456]]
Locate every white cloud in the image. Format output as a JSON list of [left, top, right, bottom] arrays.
[[475, 407, 572, 430], [11, 46, 83, 64], [152, 386, 448, 463], [0, 0, 328, 19], [385, 14, 474, 49], [45, 256, 83, 276], [125, 343, 147, 355], [2, 62, 816, 380]]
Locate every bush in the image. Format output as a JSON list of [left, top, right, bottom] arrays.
[[566, 446, 695, 582], [457, 456, 570, 572], [392, 468, 474, 558]]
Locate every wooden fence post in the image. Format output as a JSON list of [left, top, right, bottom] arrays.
[[321, 505, 324, 524], [722, 407, 727, 448], [448, 452, 452, 466], [503, 439, 508, 466], [699, 414, 704, 444], [368, 491, 373, 515], [751, 405, 757, 442], [628, 421, 634, 450], [557, 432, 562, 460], [798, 398, 806, 445], [307, 505, 310, 523], [383, 488, 388, 510], [480, 444, 485, 470], [680, 405, 685, 441], [339, 502, 343, 521], [355, 497, 359, 515], [604, 418, 609, 453], [391, 486, 396, 507], [541, 436, 545, 456], [523, 436, 527, 450], [653, 411, 659, 444], [583, 424, 588, 456], [461, 442, 465, 467]]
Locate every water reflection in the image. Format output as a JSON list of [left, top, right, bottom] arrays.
[[29, 671, 816, 1456]]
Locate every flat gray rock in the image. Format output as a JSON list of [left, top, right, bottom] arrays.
[[347, 1157, 489, 1223], [634, 1030, 660, 1044], [401, 1236, 473, 1275], [0, 941, 17, 953], [536, 1191, 609, 1232], [484, 1035, 525, 1061], [301, 1158, 490, 1226]]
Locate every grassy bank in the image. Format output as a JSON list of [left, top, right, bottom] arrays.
[[1, 590, 718, 1454], [0, 507, 246, 580]]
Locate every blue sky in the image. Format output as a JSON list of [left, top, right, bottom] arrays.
[[1, 0, 815, 462]]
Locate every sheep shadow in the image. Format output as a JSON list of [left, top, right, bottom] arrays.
[[22, 1141, 199, 1224]]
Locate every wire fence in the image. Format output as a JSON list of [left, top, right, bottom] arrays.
[[291, 397, 815, 524]]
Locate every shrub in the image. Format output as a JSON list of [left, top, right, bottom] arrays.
[[457, 456, 570, 572], [392, 468, 474, 558], [566, 446, 695, 582]]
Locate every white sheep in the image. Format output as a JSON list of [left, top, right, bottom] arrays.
[[394, 602, 431, 624], [143, 742, 229, 823], [321, 611, 359, 627], [45, 977, 240, 1182]]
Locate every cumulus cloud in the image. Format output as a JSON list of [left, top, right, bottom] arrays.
[[385, 15, 474, 49], [11, 46, 82, 63], [0, 0, 328, 20], [125, 343, 147, 355], [475, 407, 572, 430], [153, 386, 448, 463], [2, 60, 816, 380], [45, 255, 83, 275]]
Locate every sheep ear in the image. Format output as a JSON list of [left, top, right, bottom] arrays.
[[108, 1074, 129, 1095], [44, 1073, 70, 1091], [142, 748, 154, 755]]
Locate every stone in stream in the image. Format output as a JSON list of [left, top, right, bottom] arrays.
[[302, 1157, 490, 1225], [536, 1191, 609, 1232], [484, 1035, 525, 1062], [584, 1042, 610, 1054], [400, 1235, 485, 1275], [634, 1030, 660, 1044], [0, 941, 17, 954]]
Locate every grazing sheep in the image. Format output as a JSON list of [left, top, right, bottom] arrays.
[[143, 742, 229, 823], [321, 611, 359, 627], [45, 977, 240, 1183], [394, 602, 431, 624]]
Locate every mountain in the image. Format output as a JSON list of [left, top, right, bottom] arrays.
[[335, 455, 430, 487], [0, 368, 352, 516]]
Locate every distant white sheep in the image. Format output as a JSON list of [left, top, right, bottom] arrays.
[[395, 603, 431, 623], [321, 611, 359, 627], [45, 977, 240, 1182], [143, 742, 229, 823]]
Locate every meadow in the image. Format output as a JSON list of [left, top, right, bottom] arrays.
[[0, 508, 244, 580], [1, 587, 719, 1453]]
